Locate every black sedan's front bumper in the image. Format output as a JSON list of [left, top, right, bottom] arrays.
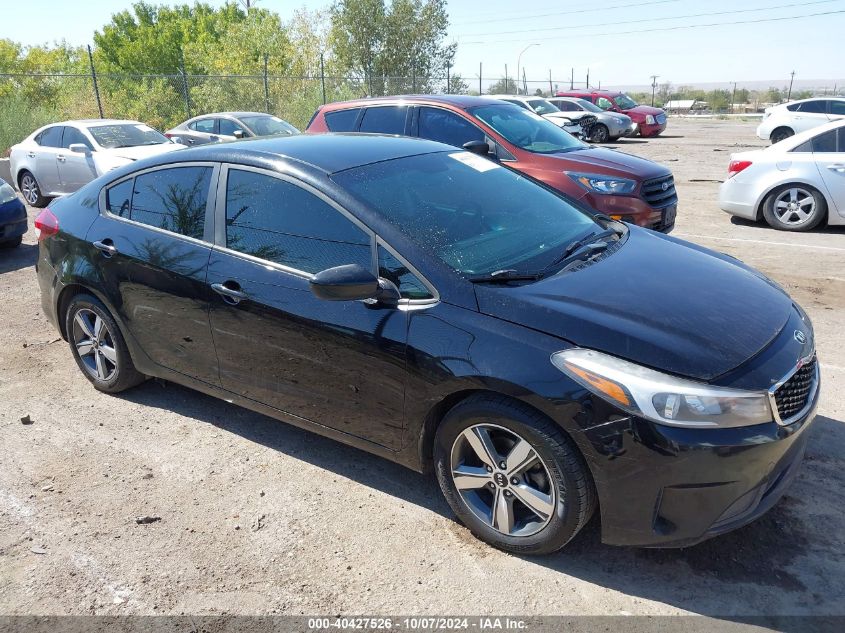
[[578, 390, 817, 548]]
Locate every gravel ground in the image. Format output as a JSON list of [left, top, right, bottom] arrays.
[[1, 118, 844, 621]]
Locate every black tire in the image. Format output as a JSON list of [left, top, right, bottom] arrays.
[[762, 184, 826, 232], [65, 293, 145, 393], [18, 170, 49, 208], [590, 124, 609, 143], [434, 394, 596, 555], [0, 236, 23, 248], [770, 127, 794, 144]]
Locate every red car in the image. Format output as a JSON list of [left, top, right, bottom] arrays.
[[555, 90, 667, 137], [307, 96, 677, 232]]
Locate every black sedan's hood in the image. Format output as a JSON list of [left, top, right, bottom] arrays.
[[474, 228, 793, 381]]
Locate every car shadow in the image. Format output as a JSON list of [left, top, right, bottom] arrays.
[[730, 215, 845, 235], [122, 380, 843, 617], [0, 242, 37, 274]]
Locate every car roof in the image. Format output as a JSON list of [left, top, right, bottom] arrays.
[[557, 90, 622, 97], [320, 94, 507, 111], [128, 133, 455, 175], [44, 119, 142, 127]]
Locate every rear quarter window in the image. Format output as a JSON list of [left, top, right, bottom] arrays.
[[324, 108, 362, 132], [106, 179, 133, 217]]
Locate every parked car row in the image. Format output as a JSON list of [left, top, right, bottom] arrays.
[[307, 95, 677, 232], [7, 112, 299, 209], [555, 90, 668, 138]]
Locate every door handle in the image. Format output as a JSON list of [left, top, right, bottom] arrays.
[[92, 240, 118, 257], [211, 282, 248, 304], [27, 152, 36, 158], [57, 155, 66, 162], [827, 164, 845, 173]]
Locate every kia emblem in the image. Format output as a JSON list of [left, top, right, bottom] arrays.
[[794, 330, 807, 344]]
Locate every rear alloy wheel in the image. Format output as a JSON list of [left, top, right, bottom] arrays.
[[66, 294, 145, 393], [770, 127, 794, 144], [762, 185, 826, 232], [590, 124, 609, 143], [19, 171, 48, 207], [434, 395, 596, 555]]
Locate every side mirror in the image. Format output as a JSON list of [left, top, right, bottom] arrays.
[[310, 264, 379, 301], [233, 129, 245, 139], [69, 143, 90, 154], [462, 140, 490, 156]]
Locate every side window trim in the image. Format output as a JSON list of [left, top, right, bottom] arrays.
[[97, 161, 220, 245], [214, 163, 377, 280], [376, 236, 439, 307]]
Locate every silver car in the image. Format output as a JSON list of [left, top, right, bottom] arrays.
[[548, 97, 635, 143], [487, 95, 591, 138], [165, 112, 299, 146], [9, 120, 184, 207], [719, 119, 845, 231]]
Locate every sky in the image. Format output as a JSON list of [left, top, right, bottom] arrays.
[[2, 0, 843, 90]]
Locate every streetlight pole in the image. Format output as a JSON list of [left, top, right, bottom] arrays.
[[516, 44, 539, 95], [650, 74, 659, 107]]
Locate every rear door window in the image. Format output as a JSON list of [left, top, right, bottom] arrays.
[[798, 100, 826, 114], [417, 107, 485, 148], [324, 108, 361, 132], [37, 126, 64, 147], [359, 106, 409, 135], [130, 166, 212, 239], [224, 169, 372, 274], [829, 101, 845, 116]]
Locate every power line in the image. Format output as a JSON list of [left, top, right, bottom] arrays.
[[451, 0, 683, 27], [458, 8, 845, 45], [454, 0, 841, 39]]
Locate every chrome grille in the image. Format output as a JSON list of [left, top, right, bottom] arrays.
[[578, 114, 597, 129], [640, 174, 678, 208], [773, 356, 817, 422]]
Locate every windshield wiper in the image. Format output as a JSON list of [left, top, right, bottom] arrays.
[[468, 269, 542, 284], [540, 227, 621, 276]]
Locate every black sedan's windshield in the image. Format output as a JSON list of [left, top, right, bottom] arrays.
[[471, 104, 586, 154], [332, 151, 599, 277], [88, 124, 169, 148]]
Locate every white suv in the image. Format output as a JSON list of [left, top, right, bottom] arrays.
[[757, 98, 845, 144]]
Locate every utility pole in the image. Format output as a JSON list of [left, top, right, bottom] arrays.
[[570, 67, 574, 90], [787, 70, 796, 100], [731, 81, 737, 113], [479, 62, 482, 95], [87, 44, 104, 118], [650, 74, 659, 107], [504, 64, 508, 92], [548, 69, 553, 96], [586, 68, 590, 89]]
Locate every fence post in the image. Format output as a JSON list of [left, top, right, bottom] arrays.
[[87, 45, 104, 118], [178, 48, 191, 119], [548, 69, 552, 96], [320, 52, 327, 104], [263, 53, 270, 113], [478, 62, 482, 95], [446, 61, 450, 94], [412, 63, 416, 93]]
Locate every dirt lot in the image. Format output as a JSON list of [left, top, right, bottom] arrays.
[[1, 118, 844, 621]]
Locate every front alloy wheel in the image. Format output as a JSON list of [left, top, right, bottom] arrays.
[[451, 424, 556, 537], [434, 395, 596, 555]]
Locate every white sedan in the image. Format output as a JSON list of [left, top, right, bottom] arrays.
[[720, 119, 845, 231], [9, 120, 184, 207], [756, 97, 845, 144]]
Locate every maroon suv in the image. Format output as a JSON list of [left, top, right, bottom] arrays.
[[307, 95, 677, 231], [555, 90, 667, 137]]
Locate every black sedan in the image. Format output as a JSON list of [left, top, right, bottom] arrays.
[[0, 177, 27, 248], [33, 134, 819, 554]]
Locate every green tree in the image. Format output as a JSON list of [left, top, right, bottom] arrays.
[[487, 76, 517, 94], [329, 0, 454, 95]]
